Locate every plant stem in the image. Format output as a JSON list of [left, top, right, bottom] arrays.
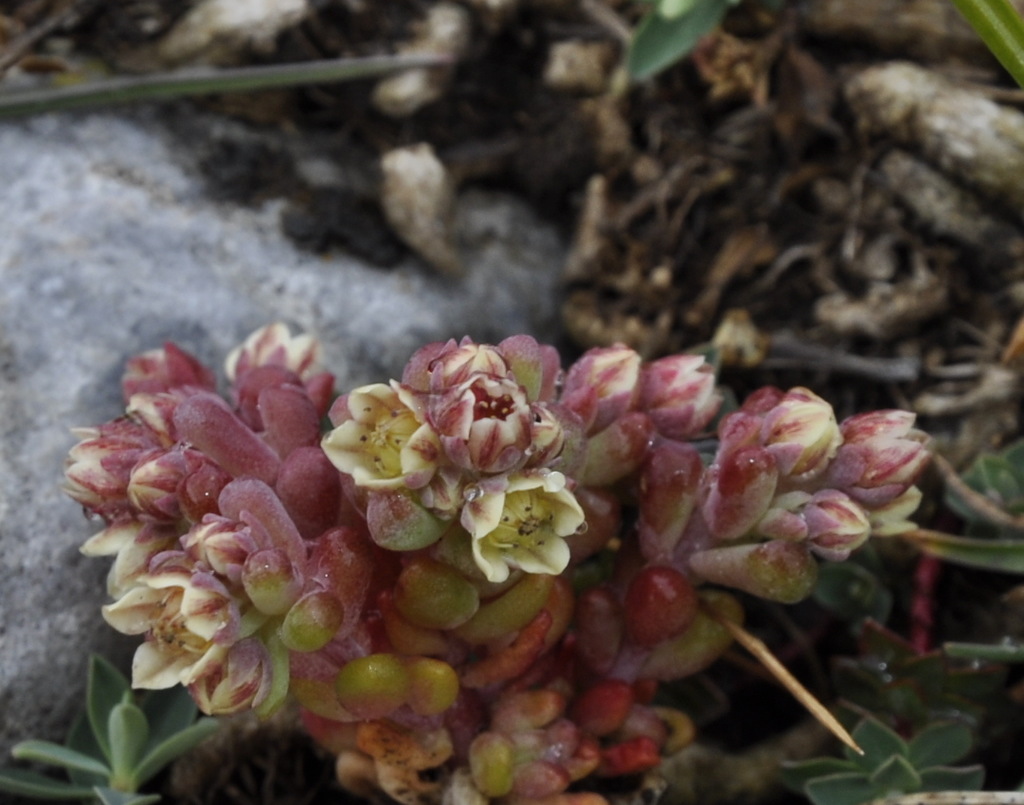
[[950, 0, 1024, 87], [0, 54, 451, 120]]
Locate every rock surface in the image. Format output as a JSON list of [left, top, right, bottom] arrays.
[[0, 106, 566, 767]]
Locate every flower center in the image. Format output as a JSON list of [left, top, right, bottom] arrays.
[[472, 386, 517, 421]]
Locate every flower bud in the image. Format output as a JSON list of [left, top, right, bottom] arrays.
[[639, 353, 721, 440], [183, 517, 258, 584], [759, 387, 842, 478], [225, 322, 322, 382], [279, 591, 345, 652], [562, 345, 642, 434], [122, 342, 216, 399], [868, 485, 924, 536], [64, 421, 157, 518], [189, 638, 272, 715], [624, 566, 699, 647], [498, 334, 561, 402], [804, 489, 871, 561], [126, 448, 188, 522]]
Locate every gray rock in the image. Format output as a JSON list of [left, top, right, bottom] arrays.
[[0, 107, 567, 772]]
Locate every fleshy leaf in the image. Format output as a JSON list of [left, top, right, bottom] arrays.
[[628, 0, 730, 80], [908, 721, 973, 768], [780, 757, 857, 792], [813, 560, 892, 625], [868, 754, 921, 795], [88, 655, 131, 763], [943, 640, 1024, 663], [107, 702, 149, 790], [909, 531, 1024, 574], [0, 767, 97, 800], [133, 718, 220, 787], [140, 685, 199, 753], [93, 786, 162, 805], [847, 717, 906, 772], [65, 713, 109, 788], [918, 765, 985, 792], [804, 772, 879, 805], [11, 740, 111, 778]]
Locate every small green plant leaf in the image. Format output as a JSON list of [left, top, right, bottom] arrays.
[[93, 786, 162, 805], [0, 767, 98, 800], [847, 717, 907, 772], [780, 757, 856, 792], [88, 655, 131, 763], [813, 560, 892, 625], [11, 740, 111, 778], [107, 702, 149, 790], [944, 639, 1024, 663], [804, 772, 879, 805], [65, 714, 109, 788], [909, 531, 1024, 574], [868, 753, 921, 795], [140, 686, 199, 753], [133, 718, 220, 788], [918, 764, 985, 792], [627, 0, 730, 80], [907, 721, 973, 768]]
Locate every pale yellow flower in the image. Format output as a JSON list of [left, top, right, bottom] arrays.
[[323, 383, 440, 489], [462, 471, 585, 583]]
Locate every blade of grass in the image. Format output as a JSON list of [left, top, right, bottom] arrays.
[[0, 53, 451, 120], [950, 0, 1024, 88]]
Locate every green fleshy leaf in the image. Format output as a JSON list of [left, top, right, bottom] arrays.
[[107, 703, 149, 791], [918, 764, 985, 792], [88, 656, 131, 763], [847, 717, 907, 772], [93, 786, 162, 805], [804, 772, 879, 805], [65, 714, 110, 788], [657, 0, 700, 19], [813, 561, 892, 624], [0, 767, 97, 800], [133, 718, 219, 788], [779, 757, 857, 792], [944, 640, 1024, 663], [973, 455, 1023, 503], [11, 741, 111, 778], [627, 0, 730, 80], [868, 754, 921, 795], [911, 531, 1024, 574], [140, 686, 199, 754], [908, 721, 974, 768]]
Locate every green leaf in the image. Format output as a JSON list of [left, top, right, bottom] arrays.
[[919, 764, 985, 792], [107, 703, 149, 791], [657, 0, 700, 19], [627, 0, 730, 80], [133, 719, 219, 788], [868, 754, 921, 795], [11, 741, 111, 778], [804, 772, 879, 805], [93, 786, 162, 805], [88, 655, 131, 763], [950, 0, 1024, 88], [813, 561, 892, 624], [973, 455, 1023, 504], [65, 714, 110, 788], [779, 757, 857, 792], [847, 717, 907, 772], [944, 639, 1024, 663], [911, 531, 1024, 573], [140, 686, 199, 754], [908, 721, 974, 768], [0, 767, 97, 800]]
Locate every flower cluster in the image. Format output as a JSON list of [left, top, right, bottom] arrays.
[[66, 326, 930, 804]]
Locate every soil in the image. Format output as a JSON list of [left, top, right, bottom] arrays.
[[5, 1, 1024, 803]]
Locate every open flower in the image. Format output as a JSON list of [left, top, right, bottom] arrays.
[[102, 553, 241, 692], [462, 471, 585, 583], [323, 383, 440, 489]]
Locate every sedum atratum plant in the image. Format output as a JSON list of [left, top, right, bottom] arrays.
[[62, 324, 930, 804]]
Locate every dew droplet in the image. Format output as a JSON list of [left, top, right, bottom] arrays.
[[463, 485, 483, 502], [575, 521, 589, 534]]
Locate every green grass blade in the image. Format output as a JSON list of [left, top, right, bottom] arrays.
[[907, 530, 1024, 573], [950, 0, 1024, 87], [0, 54, 451, 120]]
